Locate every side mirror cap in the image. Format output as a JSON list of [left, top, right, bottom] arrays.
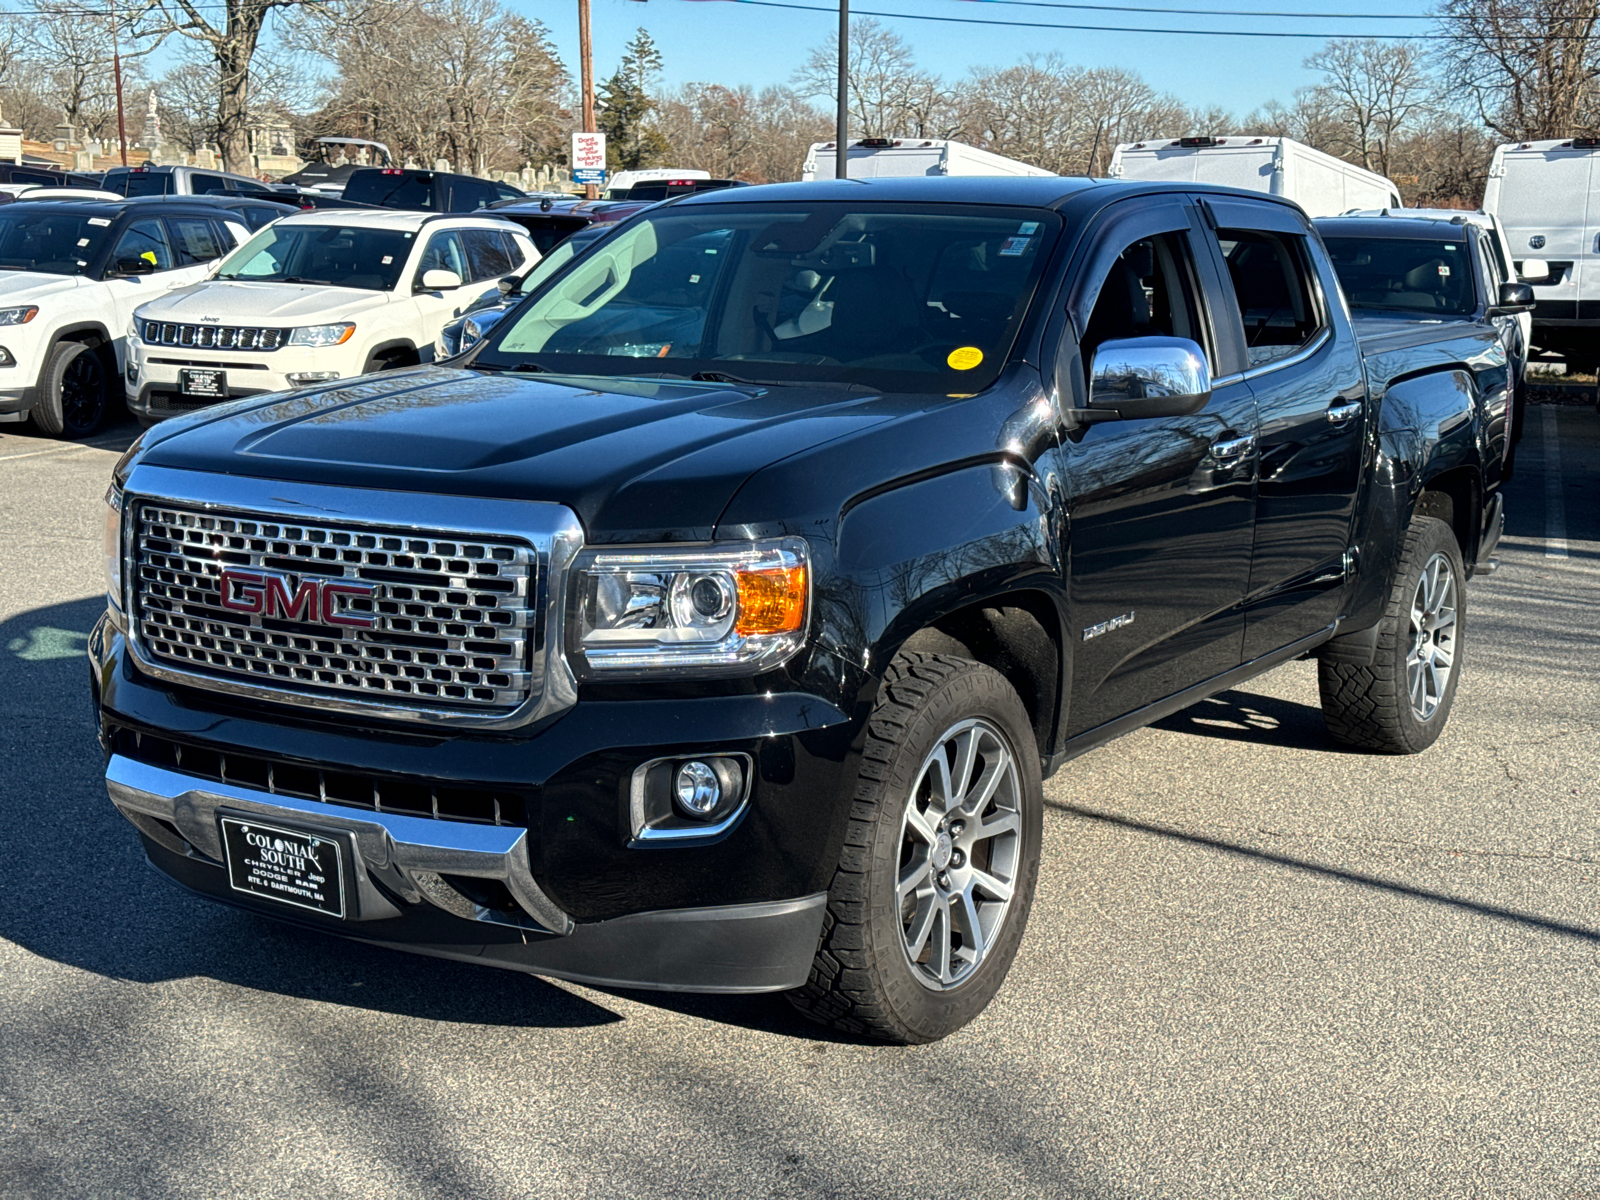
[[114, 256, 156, 277], [1489, 280, 1536, 315], [1082, 336, 1212, 422], [1519, 258, 1550, 284], [419, 267, 462, 291], [495, 273, 523, 295]]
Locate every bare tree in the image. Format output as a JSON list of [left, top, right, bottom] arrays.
[[792, 17, 952, 138], [655, 83, 830, 181], [1437, 0, 1600, 139], [1305, 39, 1432, 176]]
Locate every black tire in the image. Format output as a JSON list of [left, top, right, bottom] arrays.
[[32, 341, 109, 439], [363, 348, 417, 374], [787, 652, 1044, 1043], [1319, 515, 1466, 754]]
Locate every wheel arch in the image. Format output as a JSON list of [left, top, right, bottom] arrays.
[[362, 340, 420, 372]]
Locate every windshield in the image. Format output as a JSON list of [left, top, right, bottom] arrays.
[[214, 222, 417, 289], [0, 210, 113, 274], [476, 202, 1060, 393], [1322, 236, 1477, 317]]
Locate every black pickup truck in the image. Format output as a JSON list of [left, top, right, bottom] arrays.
[[90, 178, 1512, 1043]]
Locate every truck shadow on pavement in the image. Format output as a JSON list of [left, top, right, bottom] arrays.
[[1151, 688, 1354, 753], [0, 596, 849, 1041]]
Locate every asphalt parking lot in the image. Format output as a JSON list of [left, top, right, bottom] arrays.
[[2, 402, 1597, 1199]]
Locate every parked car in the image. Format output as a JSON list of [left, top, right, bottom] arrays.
[[0, 198, 247, 438], [278, 138, 395, 194], [1111, 135, 1403, 217], [125, 209, 538, 424], [100, 164, 285, 201], [1481, 137, 1600, 369], [802, 137, 1054, 181], [0, 163, 104, 188], [125, 192, 299, 232], [340, 167, 526, 212], [0, 185, 124, 202], [603, 177, 746, 201], [94, 177, 1505, 1043], [434, 199, 656, 358]]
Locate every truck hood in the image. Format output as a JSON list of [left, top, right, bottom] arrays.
[[137, 366, 908, 541], [0, 271, 84, 304], [137, 280, 393, 323]]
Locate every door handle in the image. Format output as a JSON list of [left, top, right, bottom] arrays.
[[1327, 401, 1364, 424], [1210, 433, 1255, 460]]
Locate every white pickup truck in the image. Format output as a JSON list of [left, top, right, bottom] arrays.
[[0, 198, 248, 438]]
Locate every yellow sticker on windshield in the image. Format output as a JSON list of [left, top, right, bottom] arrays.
[[141, 251, 157, 265], [947, 346, 984, 371]]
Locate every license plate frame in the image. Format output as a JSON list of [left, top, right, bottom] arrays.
[[179, 367, 227, 398], [219, 814, 349, 918]]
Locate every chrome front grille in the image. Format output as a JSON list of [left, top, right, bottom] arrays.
[[142, 321, 286, 351], [131, 501, 538, 718]]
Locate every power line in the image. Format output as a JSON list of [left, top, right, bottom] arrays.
[[952, 0, 1432, 21], [681, 0, 1452, 39]]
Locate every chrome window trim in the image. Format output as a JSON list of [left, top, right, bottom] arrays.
[[1239, 325, 1332, 383], [121, 463, 584, 730]]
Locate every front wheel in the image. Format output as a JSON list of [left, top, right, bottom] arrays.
[[32, 341, 109, 439], [787, 652, 1043, 1043], [1319, 515, 1466, 754]]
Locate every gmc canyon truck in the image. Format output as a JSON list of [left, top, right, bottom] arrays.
[[90, 178, 1511, 1043]]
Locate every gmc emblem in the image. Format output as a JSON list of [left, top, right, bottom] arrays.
[[217, 567, 378, 629]]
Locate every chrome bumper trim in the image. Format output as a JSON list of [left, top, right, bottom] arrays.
[[105, 754, 574, 935]]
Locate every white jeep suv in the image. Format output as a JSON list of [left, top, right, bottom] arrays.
[[0, 199, 248, 438], [127, 210, 538, 423]]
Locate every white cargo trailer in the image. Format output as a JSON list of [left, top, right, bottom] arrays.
[[1482, 137, 1600, 365], [1108, 136, 1402, 218], [801, 138, 1054, 182]]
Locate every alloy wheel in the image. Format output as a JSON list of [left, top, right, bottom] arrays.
[[60, 350, 106, 435], [896, 717, 1023, 990], [1407, 551, 1457, 721]]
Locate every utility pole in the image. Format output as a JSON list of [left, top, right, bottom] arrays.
[[836, 0, 848, 179], [579, 0, 597, 200], [109, 0, 128, 167]]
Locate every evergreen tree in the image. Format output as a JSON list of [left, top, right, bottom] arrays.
[[598, 27, 670, 170]]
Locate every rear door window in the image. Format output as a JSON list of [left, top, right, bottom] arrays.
[[462, 229, 516, 281], [165, 216, 226, 265], [189, 173, 230, 195], [1215, 229, 1326, 369]]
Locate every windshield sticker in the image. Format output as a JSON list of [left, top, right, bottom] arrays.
[[1438, 265, 1451, 276], [998, 236, 1031, 257], [88, 217, 111, 226], [76, 238, 90, 247], [948, 346, 984, 371], [1017, 221, 1041, 235], [381, 256, 393, 264], [689, 274, 701, 283], [607, 343, 673, 358]]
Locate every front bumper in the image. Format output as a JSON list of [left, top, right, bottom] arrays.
[[127, 343, 365, 416], [91, 620, 863, 992]]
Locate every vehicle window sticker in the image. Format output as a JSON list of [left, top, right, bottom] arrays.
[[948, 346, 984, 370]]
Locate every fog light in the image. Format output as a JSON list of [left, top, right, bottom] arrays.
[[674, 760, 722, 818], [286, 371, 340, 386], [0, 347, 14, 366]]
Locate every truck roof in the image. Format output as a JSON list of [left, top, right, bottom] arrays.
[[1314, 216, 1470, 242], [669, 175, 1304, 212]]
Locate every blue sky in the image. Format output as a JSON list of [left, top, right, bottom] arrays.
[[528, 0, 1441, 118]]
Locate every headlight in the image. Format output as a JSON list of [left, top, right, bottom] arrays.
[[125, 317, 140, 369], [103, 485, 125, 627], [569, 538, 809, 677], [0, 305, 38, 326], [287, 322, 355, 347]]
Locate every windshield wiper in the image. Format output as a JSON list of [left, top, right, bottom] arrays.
[[282, 276, 334, 286], [471, 359, 554, 374], [688, 369, 768, 385]]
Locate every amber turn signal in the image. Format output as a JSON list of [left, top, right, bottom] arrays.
[[734, 566, 807, 636]]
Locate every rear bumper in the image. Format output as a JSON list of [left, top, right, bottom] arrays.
[[112, 754, 827, 992]]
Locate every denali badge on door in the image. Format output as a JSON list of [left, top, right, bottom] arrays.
[[219, 816, 347, 917], [179, 368, 226, 398]]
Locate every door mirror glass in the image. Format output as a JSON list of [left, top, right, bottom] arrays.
[[420, 267, 462, 291], [113, 257, 156, 277], [1518, 258, 1550, 284], [1490, 281, 1535, 314], [1087, 336, 1212, 420]]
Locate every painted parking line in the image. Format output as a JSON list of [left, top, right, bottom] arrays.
[[1542, 405, 1568, 560]]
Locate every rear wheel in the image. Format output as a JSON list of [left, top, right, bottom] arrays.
[[787, 652, 1043, 1043], [32, 341, 109, 439], [1319, 515, 1465, 754]]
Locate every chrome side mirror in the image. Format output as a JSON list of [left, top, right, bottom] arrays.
[[1519, 258, 1550, 284], [1085, 336, 1212, 421]]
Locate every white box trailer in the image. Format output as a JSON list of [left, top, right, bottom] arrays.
[[1482, 137, 1600, 365], [1108, 136, 1402, 218], [801, 138, 1055, 182]]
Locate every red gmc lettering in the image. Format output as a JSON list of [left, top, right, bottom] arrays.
[[219, 568, 266, 615], [321, 582, 377, 629], [217, 568, 376, 628], [264, 574, 319, 622]]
